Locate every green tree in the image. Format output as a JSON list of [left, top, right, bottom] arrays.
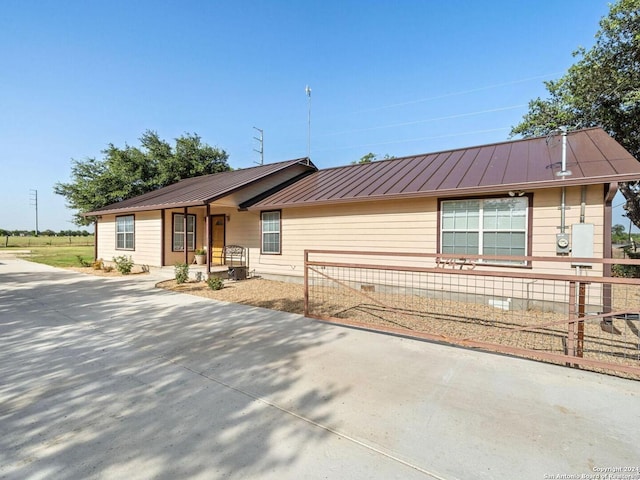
[[55, 131, 230, 225], [351, 152, 396, 164], [612, 224, 627, 243], [511, 0, 640, 226]]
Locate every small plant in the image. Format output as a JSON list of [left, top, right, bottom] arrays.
[[175, 262, 189, 284], [195, 248, 206, 255], [207, 275, 224, 291], [103, 265, 114, 272], [76, 255, 91, 267], [112, 255, 134, 275], [92, 258, 104, 270]]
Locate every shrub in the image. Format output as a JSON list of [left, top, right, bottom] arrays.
[[207, 275, 224, 290], [612, 264, 640, 278], [613, 248, 640, 278], [103, 265, 114, 273], [112, 255, 134, 275], [175, 262, 189, 284], [76, 255, 91, 267], [92, 258, 104, 270]]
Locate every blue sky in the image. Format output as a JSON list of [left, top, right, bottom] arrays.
[[2, 0, 631, 232]]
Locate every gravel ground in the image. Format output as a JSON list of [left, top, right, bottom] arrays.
[[157, 277, 306, 314], [68, 267, 639, 379]]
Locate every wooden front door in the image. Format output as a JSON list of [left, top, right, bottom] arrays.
[[211, 215, 226, 265]]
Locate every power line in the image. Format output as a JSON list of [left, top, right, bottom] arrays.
[[352, 72, 563, 114], [320, 104, 527, 137], [315, 127, 511, 153]]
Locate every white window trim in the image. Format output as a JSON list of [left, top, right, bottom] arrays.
[[440, 197, 529, 264], [172, 213, 196, 252], [115, 214, 135, 250], [261, 210, 281, 255]]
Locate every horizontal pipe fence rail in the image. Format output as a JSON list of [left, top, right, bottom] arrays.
[[304, 250, 640, 379]]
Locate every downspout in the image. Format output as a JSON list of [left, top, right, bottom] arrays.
[[557, 127, 572, 235], [560, 187, 567, 233], [603, 182, 618, 314]]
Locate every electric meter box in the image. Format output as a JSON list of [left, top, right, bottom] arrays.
[[571, 223, 594, 267], [556, 233, 570, 254]]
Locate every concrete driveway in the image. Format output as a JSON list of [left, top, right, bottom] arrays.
[[1, 257, 639, 480]]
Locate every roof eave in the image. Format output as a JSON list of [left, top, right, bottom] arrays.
[[84, 200, 208, 217]]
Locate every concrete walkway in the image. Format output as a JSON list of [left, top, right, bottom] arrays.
[[1, 257, 639, 480]]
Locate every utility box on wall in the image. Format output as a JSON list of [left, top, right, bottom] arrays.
[[571, 223, 594, 267], [556, 233, 570, 254]]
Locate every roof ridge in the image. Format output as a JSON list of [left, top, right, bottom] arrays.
[[317, 127, 605, 173]]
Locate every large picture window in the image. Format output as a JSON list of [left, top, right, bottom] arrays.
[[116, 215, 135, 250], [440, 197, 528, 263], [261, 211, 281, 254], [173, 213, 196, 251]]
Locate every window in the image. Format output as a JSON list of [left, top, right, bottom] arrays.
[[173, 213, 196, 251], [116, 215, 135, 250], [440, 197, 528, 263], [261, 211, 281, 254]]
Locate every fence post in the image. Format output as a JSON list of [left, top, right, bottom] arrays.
[[566, 281, 577, 365], [577, 283, 586, 358]]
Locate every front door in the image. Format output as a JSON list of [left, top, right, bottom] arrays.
[[211, 215, 226, 265]]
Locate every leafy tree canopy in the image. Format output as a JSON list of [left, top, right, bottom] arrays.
[[511, 0, 640, 226], [351, 152, 396, 164], [55, 131, 230, 225]]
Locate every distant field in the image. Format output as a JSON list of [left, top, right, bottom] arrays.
[[4, 245, 95, 268], [1, 235, 94, 248]]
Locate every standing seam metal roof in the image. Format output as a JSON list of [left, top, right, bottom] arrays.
[[85, 158, 315, 215], [249, 128, 640, 209]]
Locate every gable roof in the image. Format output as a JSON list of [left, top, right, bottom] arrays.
[[85, 158, 316, 216], [250, 128, 640, 210]]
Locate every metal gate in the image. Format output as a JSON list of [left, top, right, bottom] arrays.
[[304, 250, 640, 379]]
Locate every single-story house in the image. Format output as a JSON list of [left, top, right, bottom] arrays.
[[86, 127, 640, 281]]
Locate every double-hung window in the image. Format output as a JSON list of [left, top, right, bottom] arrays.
[[261, 211, 281, 254], [441, 197, 528, 264], [173, 213, 196, 251], [116, 215, 135, 250]]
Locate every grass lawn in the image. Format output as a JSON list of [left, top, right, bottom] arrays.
[[2, 235, 94, 248], [13, 246, 95, 268]]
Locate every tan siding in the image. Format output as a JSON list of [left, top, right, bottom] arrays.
[[252, 187, 606, 280], [214, 165, 312, 207], [531, 185, 604, 276], [97, 211, 162, 266]]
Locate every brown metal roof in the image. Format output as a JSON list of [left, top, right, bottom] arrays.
[[85, 158, 316, 216], [250, 128, 640, 210]]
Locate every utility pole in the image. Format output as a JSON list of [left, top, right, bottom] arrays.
[[305, 85, 312, 160], [29, 189, 39, 236], [253, 127, 264, 165]]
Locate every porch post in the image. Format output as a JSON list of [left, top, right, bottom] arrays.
[[160, 209, 165, 266], [93, 219, 98, 261], [206, 204, 211, 275], [184, 207, 188, 265]]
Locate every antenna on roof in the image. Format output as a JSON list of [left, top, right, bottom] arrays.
[[305, 85, 311, 165], [253, 127, 264, 165]]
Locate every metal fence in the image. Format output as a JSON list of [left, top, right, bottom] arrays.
[[304, 250, 640, 379]]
